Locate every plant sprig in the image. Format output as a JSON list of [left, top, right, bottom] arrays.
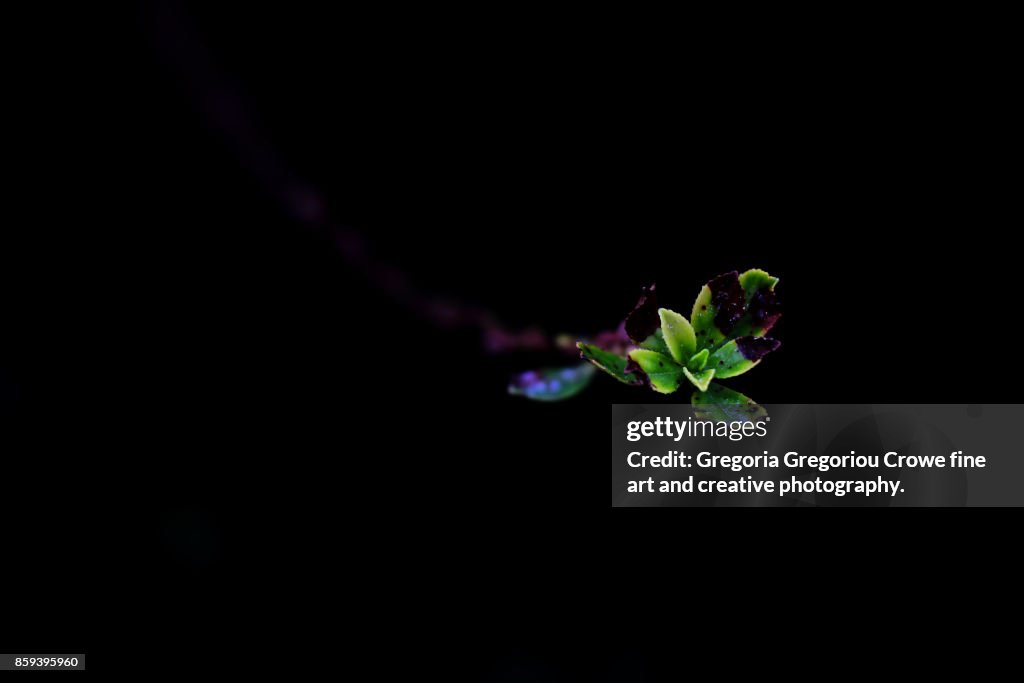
[[578, 269, 781, 402]]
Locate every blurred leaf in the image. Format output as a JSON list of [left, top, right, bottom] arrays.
[[508, 364, 596, 401], [691, 383, 767, 422]]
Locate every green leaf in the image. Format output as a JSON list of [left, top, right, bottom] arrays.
[[687, 348, 709, 371], [707, 337, 780, 379], [627, 349, 683, 394], [578, 343, 642, 385], [682, 366, 715, 391], [738, 268, 778, 300], [638, 328, 671, 356], [691, 271, 745, 352], [658, 308, 696, 364], [706, 339, 751, 379], [692, 270, 782, 350], [690, 284, 721, 350], [578, 342, 644, 385], [508, 364, 596, 401], [732, 268, 782, 338], [691, 383, 767, 422]]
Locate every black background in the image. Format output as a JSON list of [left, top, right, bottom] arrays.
[[2, 1, 1018, 676]]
